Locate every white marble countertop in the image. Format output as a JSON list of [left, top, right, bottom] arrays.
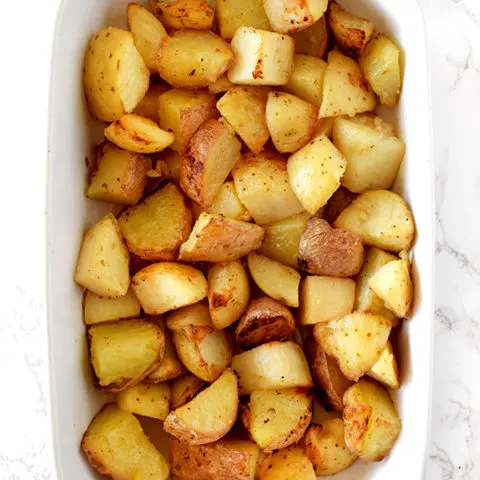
[[1, 0, 479, 478]]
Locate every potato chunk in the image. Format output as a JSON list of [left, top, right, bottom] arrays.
[[205, 182, 251, 221], [343, 379, 402, 461], [150, 0, 214, 30], [74, 213, 130, 297], [81, 404, 169, 479], [292, 16, 330, 59], [84, 288, 140, 325], [171, 374, 206, 409], [258, 446, 316, 480], [117, 382, 170, 420], [208, 75, 235, 94], [368, 341, 400, 389], [133, 83, 169, 121], [164, 369, 239, 444], [323, 186, 357, 223]]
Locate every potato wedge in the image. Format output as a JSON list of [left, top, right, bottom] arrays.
[[323, 186, 357, 223], [232, 341, 313, 395], [164, 368, 239, 444], [247, 252, 300, 308], [180, 119, 241, 207], [298, 218, 365, 277], [157, 89, 219, 153], [327, 2, 375, 56], [305, 420, 358, 476], [81, 404, 169, 479], [88, 320, 165, 393], [179, 213, 265, 262], [263, 0, 328, 34], [208, 260, 250, 329], [266, 92, 318, 154], [171, 374, 207, 409], [233, 151, 305, 224], [74, 213, 130, 297], [83, 27, 150, 122], [333, 115, 405, 193], [258, 446, 316, 480], [343, 379, 402, 461], [242, 388, 312, 451], [287, 136, 346, 214], [158, 30, 233, 88], [313, 312, 392, 381], [334, 190, 415, 252], [118, 182, 192, 261], [216, 86, 270, 153], [235, 297, 295, 349], [292, 15, 330, 59], [368, 341, 400, 389], [132, 262, 207, 314], [319, 51, 376, 118], [117, 382, 170, 420], [228, 27, 294, 86], [204, 181, 251, 221], [105, 114, 174, 154], [150, 0, 214, 30], [133, 83, 169, 121]]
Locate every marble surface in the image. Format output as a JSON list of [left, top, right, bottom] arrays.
[[1, 0, 479, 478]]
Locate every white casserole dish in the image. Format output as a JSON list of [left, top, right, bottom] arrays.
[[47, 0, 433, 478]]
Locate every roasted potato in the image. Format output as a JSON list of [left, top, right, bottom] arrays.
[[333, 114, 406, 193], [241, 388, 312, 451], [179, 213, 265, 262], [180, 119, 241, 207], [305, 419, 358, 476], [154, 149, 182, 182], [292, 15, 330, 59], [323, 186, 357, 223], [313, 312, 392, 381], [158, 30, 233, 88], [343, 379, 402, 461], [312, 117, 335, 140], [327, 2, 375, 56], [208, 75, 235, 94], [132, 262, 207, 314], [216, 86, 270, 154], [265, 91, 318, 154], [319, 51, 377, 118], [157, 88, 219, 153], [228, 27, 294, 86], [360, 34, 402, 107], [133, 83, 169, 121], [171, 374, 207, 409], [164, 368, 239, 444], [233, 151, 305, 224], [117, 382, 171, 420], [287, 136, 346, 214], [204, 181, 251, 221], [74, 213, 130, 297], [83, 27, 150, 122], [118, 182, 192, 261], [368, 341, 400, 389], [235, 297, 295, 349], [81, 404, 169, 479], [334, 190, 415, 252], [88, 319, 165, 393], [298, 218, 365, 277], [208, 260, 250, 329], [247, 252, 301, 308], [232, 341, 313, 395], [299, 276, 355, 325], [150, 0, 214, 30], [258, 446, 316, 480]]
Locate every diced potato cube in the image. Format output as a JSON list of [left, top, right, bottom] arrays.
[[368, 341, 400, 389], [258, 446, 316, 480], [84, 288, 140, 325], [205, 181, 251, 221], [150, 0, 214, 30], [117, 383, 170, 420]]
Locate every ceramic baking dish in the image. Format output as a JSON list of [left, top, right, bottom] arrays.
[[47, 0, 433, 478]]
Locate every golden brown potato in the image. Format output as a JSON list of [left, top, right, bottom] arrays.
[[179, 213, 265, 262], [158, 30, 233, 88], [368, 341, 400, 389], [133, 83, 169, 121], [298, 218, 365, 277], [327, 2, 375, 56], [228, 27, 294, 86], [88, 320, 165, 393], [216, 86, 270, 154], [81, 404, 169, 479], [117, 382, 170, 420], [233, 151, 305, 224], [171, 374, 207, 409], [105, 114, 174, 154], [154, 149, 182, 182], [265, 92, 318, 154], [258, 446, 316, 480], [150, 0, 214, 30], [157, 89, 219, 153], [208, 75, 235, 94], [235, 297, 295, 349], [313, 312, 392, 381], [180, 119, 241, 208], [343, 379, 402, 461], [287, 136, 347, 214], [323, 186, 357, 223], [305, 420, 358, 476], [319, 51, 377, 118], [204, 181, 251, 221], [118, 182, 192, 261], [232, 341, 313, 395], [247, 252, 300, 308], [164, 369, 239, 444], [83, 27, 150, 122], [74, 213, 130, 297], [132, 262, 207, 314], [334, 190, 415, 252], [208, 260, 250, 329], [292, 15, 330, 59], [241, 388, 312, 451]]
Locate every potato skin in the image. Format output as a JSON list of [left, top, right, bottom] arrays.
[[323, 187, 357, 224]]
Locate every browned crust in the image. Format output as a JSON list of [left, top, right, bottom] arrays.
[[171, 376, 207, 409], [342, 389, 372, 452], [323, 187, 358, 224], [151, 0, 214, 31]]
